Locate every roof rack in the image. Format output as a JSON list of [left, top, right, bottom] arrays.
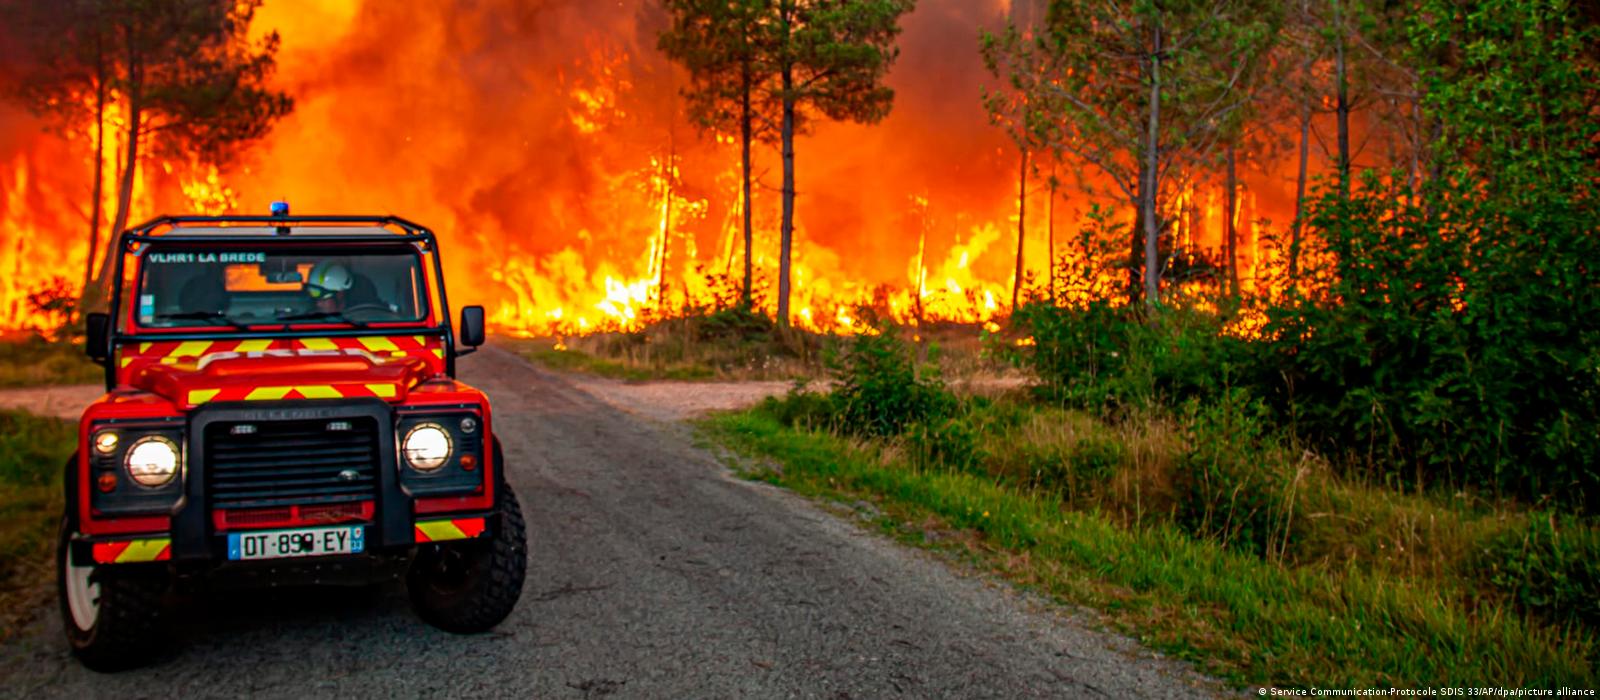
[[124, 214, 434, 240]]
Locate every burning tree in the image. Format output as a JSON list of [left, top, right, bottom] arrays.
[[982, 0, 1280, 307], [659, 0, 775, 312], [659, 0, 915, 329], [3, 0, 292, 312]]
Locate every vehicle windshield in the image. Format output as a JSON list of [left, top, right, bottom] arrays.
[[135, 246, 429, 328]]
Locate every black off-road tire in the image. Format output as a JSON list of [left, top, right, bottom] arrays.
[[407, 484, 527, 633], [57, 518, 173, 672]]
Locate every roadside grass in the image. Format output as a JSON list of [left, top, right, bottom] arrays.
[[700, 402, 1598, 689], [0, 410, 75, 639], [0, 336, 100, 388]]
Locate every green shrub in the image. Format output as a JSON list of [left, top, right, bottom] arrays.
[[829, 322, 955, 437], [903, 415, 984, 471], [1010, 300, 1135, 407], [760, 384, 838, 431], [1067, 435, 1122, 484], [1480, 515, 1600, 631], [1012, 301, 1255, 412], [693, 305, 776, 343], [1172, 390, 1303, 560]]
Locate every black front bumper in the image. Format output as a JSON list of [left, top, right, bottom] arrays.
[[174, 399, 413, 561]]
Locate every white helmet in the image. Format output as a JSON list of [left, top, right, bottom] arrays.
[[306, 261, 353, 299]]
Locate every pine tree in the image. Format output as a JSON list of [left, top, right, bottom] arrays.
[[983, 0, 1280, 306]]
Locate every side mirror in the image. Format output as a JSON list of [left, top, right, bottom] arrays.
[[458, 305, 486, 353], [85, 312, 110, 364]]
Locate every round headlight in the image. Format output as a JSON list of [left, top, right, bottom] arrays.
[[93, 431, 119, 455], [403, 424, 452, 472], [124, 436, 179, 488]]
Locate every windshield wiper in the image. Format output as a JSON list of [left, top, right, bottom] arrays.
[[274, 310, 369, 328], [155, 311, 249, 330]]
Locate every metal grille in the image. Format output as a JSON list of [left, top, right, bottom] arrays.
[[206, 418, 379, 508]]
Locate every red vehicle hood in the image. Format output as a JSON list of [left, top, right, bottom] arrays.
[[131, 349, 434, 410]]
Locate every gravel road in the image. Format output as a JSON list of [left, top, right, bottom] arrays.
[[1, 347, 1213, 698]]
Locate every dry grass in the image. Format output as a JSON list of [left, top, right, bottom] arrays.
[[0, 336, 100, 388], [504, 315, 1022, 385]]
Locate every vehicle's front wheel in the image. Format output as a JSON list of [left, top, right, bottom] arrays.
[[407, 485, 527, 633], [57, 518, 172, 671]]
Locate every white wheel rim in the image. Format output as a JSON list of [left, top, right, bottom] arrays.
[[64, 553, 100, 631]]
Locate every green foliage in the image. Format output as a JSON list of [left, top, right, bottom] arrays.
[[1172, 391, 1302, 559], [658, 0, 773, 136], [1480, 515, 1600, 632], [903, 414, 983, 471], [759, 383, 838, 431], [1011, 0, 1600, 510], [1011, 301, 1254, 410], [982, 0, 1283, 302], [829, 322, 954, 437], [1010, 300, 1135, 406], [1252, 0, 1600, 507]]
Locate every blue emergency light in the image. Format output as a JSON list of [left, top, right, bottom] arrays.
[[269, 201, 290, 217]]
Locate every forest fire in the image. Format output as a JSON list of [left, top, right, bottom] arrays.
[[0, 0, 1298, 337]]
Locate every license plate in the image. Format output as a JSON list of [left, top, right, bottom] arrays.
[[227, 526, 364, 561]]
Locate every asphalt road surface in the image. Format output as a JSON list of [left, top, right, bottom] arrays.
[[1, 347, 1213, 698]]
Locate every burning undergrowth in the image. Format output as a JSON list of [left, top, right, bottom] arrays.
[[0, 0, 1298, 336]]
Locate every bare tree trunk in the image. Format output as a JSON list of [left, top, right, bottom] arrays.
[[1046, 161, 1056, 304], [1289, 103, 1311, 280], [1225, 143, 1239, 298], [740, 62, 754, 311], [1141, 20, 1163, 307], [656, 142, 675, 310], [776, 1, 796, 330], [1334, 0, 1350, 196], [1012, 147, 1027, 311], [83, 36, 107, 317], [1128, 196, 1144, 304], [94, 44, 142, 299]]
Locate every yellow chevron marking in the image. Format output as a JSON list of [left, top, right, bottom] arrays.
[[117, 538, 170, 563], [188, 389, 221, 405], [432, 349, 444, 359], [416, 520, 468, 542], [170, 341, 212, 358], [300, 337, 337, 351], [358, 336, 399, 352], [121, 357, 134, 368], [235, 339, 272, 353], [413, 335, 425, 347], [296, 385, 342, 399], [245, 386, 292, 401], [366, 383, 397, 398], [138, 342, 152, 353]]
